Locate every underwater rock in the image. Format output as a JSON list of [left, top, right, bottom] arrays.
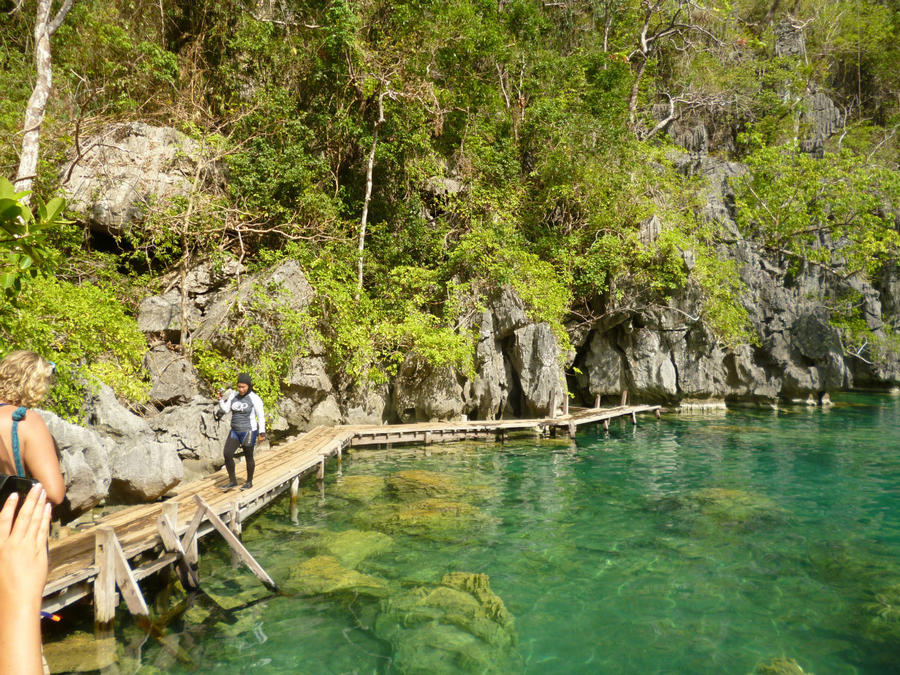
[[385, 470, 464, 500], [332, 474, 386, 502], [374, 572, 521, 674], [43, 631, 118, 673], [858, 582, 900, 646], [755, 657, 814, 674], [303, 528, 394, 568], [653, 487, 784, 531], [355, 498, 491, 539], [286, 555, 389, 597]]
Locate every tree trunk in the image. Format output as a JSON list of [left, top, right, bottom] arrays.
[[14, 0, 76, 202], [356, 92, 385, 298], [627, 56, 648, 130], [15, 0, 53, 200]]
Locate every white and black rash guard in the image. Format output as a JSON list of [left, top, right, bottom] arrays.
[[219, 390, 266, 435]]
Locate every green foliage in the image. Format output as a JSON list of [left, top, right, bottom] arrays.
[[0, 179, 66, 297], [733, 145, 900, 279], [0, 275, 149, 419]]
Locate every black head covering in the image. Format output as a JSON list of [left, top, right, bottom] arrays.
[[237, 373, 252, 387]]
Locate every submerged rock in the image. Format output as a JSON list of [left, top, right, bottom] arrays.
[[285, 555, 389, 597], [332, 474, 386, 502], [43, 631, 117, 673], [302, 529, 393, 568], [374, 572, 520, 674], [858, 582, 900, 647], [652, 487, 784, 531], [386, 470, 465, 500], [356, 498, 491, 539], [755, 657, 814, 675]]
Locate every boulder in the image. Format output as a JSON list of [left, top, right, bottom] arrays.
[[508, 323, 565, 417], [144, 344, 199, 405], [107, 438, 184, 503], [374, 572, 520, 674], [285, 555, 389, 597], [392, 356, 466, 423], [60, 122, 219, 236], [39, 411, 112, 517], [83, 382, 154, 439], [146, 396, 229, 470]]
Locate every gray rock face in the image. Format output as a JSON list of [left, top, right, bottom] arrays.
[[144, 345, 199, 405], [146, 396, 228, 471], [774, 20, 805, 57], [393, 357, 466, 422], [573, 153, 900, 406], [60, 122, 219, 235], [508, 323, 566, 417], [81, 383, 185, 502], [106, 438, 184, 503], [39, 411, 112, 518]]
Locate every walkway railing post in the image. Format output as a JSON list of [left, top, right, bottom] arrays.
[[94, 528, 117, 627]]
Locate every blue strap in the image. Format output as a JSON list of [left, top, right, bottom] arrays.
[[11, 407, 26, 478]]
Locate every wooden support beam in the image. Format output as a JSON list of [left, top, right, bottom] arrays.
[[655, 408, 661, 419], [156, 512, 198, 589], [563, 392, 569, 416], [180, 506, 204, 570], [621, 390, 628, 406], [631, 411, 637, 425], [290, 476, 300, 525], [228, 501, 242, 568], [336, 445, 343, 476], [317, 456, 325, 480], [568, 421, 576, 437], [94, 528, 118, 626], [111, 532, 149, 618], [603, 418, 609, 431], [595, 394, 601, 408], [193, 495, 277, 591]]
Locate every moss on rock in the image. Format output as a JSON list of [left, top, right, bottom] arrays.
[[285, 555, 390, 597], [355, 498, 491, 539], [385, 470, 465, 500], [332, 474, 386, 502], [374, 572, 521, 674]]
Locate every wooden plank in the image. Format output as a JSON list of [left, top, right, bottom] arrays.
[[194, 495, 277, 591], [94, 528, 117, 625], [111, 531, 149, 617]]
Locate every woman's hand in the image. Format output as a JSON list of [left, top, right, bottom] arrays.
[[0, 483, 52, 675]]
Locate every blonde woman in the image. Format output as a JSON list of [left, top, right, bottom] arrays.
[[0, 351, 65, 505]]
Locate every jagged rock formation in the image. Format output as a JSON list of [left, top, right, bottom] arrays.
[[59, 122, 220, 237]]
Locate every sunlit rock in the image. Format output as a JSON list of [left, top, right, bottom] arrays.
[[374, 572, 521, 674], [355, 498, 491, 539], [302, 529, 393, 568], [755, 657, 814, 674], [332, 474, 386, 502], [285, 555, 389, 597], [386, 469, 464, 500]]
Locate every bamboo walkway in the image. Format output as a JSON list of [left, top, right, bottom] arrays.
[[43, 404, 660, 622]]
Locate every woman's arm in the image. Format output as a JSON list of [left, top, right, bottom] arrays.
[[0, 484, 51, 675], [20, 412, 66, 505], [251, 393, 266, 438], [218, 390, 234, 414]]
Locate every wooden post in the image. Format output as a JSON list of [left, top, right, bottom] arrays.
[[568, 421, 576, 437], [655, 408, 661, 419], [336, 444, 343, 476], [563, 391, 569, 416], [290, 476, 300, 525], [549, 390, 557, 419], [317, 456, 325, 480], [594, 394, 601, 409], [620, 389, 628, 406], [631, 411, 637, 425], [228, 501, 242, 568], [194, 496, 277, 591], [425, 430, 432, 445], [602, 418, 610, 431], [180, 505, 204, 573], [94, 528, 118, 626]]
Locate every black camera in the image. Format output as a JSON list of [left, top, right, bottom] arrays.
[[0, 474, 39, 520]]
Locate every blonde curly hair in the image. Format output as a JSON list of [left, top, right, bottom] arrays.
[[0, 350, 54, 407]]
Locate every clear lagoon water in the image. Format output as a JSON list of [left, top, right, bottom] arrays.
[[47, 393, 900, 674]]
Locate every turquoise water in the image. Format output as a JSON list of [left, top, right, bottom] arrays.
[[50, 394, 900, 673]]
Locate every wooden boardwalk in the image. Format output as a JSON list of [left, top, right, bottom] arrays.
[[43, 404, 660, 621]]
